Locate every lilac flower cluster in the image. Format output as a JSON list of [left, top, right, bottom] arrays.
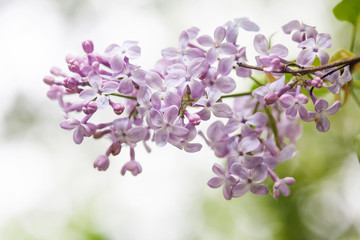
[[44, 18, 352, 200]]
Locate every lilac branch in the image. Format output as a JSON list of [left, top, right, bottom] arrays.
[[237, 55, 360, 75]]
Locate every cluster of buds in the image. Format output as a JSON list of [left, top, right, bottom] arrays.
[[44, 18, 357, 200]]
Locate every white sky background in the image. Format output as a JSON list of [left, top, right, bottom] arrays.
[[0, 0, 358, 239]]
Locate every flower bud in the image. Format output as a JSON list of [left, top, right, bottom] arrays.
[[311, 77, 323, 88], [82, 40, 94, 54], [111, 102, 125, 115], [63, 77, 79, 89], [82, 100, 98, 114], [187, 113, 201, 125], [264, 92, 278, 105]]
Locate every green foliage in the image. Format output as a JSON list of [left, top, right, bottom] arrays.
[[333, 0, 360, 26]]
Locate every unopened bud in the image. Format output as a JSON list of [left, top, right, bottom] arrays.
[[264, 92, 278, 105], [82, 40, 94, 54]]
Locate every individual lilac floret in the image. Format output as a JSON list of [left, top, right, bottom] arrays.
[[225, 17, 259, 44], [230, 164, 269, 197], [199, 121, 229, 157], [252, 76, 286, 105], [111, 118, 147, 147], [279, 86, 309, 120], [207, 163, 237, 200], [79, 71, 119, 109], [194, 88, 233, 120], [297, 33, 332, 66], [148, 105, 189, 147], [94, 155, 110, 171], [60, 118, 96, 144], [253, 34, 288, 72], [121, 148, 142, 176], [168, 124, 202, 153], [226, 136, 263, 169], [324, 66, 352, 94], [304, 98, 341, 132], [197, 26, 237, 64], [273, 177, 295, 199], [282, 20, 317, 43]]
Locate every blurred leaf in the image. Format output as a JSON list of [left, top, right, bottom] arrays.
[[333, 0, 360, 26], [329, 49, 355, 63]]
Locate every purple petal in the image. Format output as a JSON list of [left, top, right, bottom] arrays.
[[79, 89, 97, 101], [252, 165, 268, 183], [315, 98, 329, 112], [241, 136, 260, 153], [184, 143, 202, 152], [164, 105, 179, 124], [219, 43, 237, 55], [110, 55, 125, 72], [188, 80, 204, 99], [236, 66, 251, 78], [250, 184, 269, 195], [161, 47, 180, 60], [127, 127, 147, 143], [299, 105, 309, 120], [178, 31, 189, 49], [212, 103, 233, 118], [95, 95, 109, 109], [206, 47, 219, 64], [270, 44, 288, 58], [118, 78, 133, 94], [218, 58, 234, 76], [278, 146, 295, 163], [60, 118, 80, 130], [326, 101, 341, 115], [254, 34, 268, 55], [207, 121, 225, 142], [316, 33, 332, 49], [269, 76, 285, 92], [298, 38, 316, 49], [316, 115, 330, 132], [154, 128, 169, 146], [149, 109, 164, 127], [232, 183, 250, 197], [197, 35, 214, 47], [102, 81, 119, 94], [317, 51, 329, 65], [230, 163, 248, 179], [243, 155, 263, 169], [235, 17, 259, 32], [282, 20, 300, 34], [297, 49, 316, 67], [212, 163, 226, 176], [170, 125, 189, 137], [207, 177, 224, 188], [247, 112, 268, 128], [126, 45, 141, 59], [145, 71, 164, 90], [223, 183, 232, 200], [73, 126, 86, 144], [279, 183, 290, 196], [188, 58, 208, 78], [88, 71, 102, 90], [197, 108, 211, 121], [214, 26, 226, 43], [215, 76, 236, 93]]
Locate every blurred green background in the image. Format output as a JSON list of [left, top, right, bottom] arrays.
[[0, 0, 360, 239]]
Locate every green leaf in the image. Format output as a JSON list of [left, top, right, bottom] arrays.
[[329, 49, 355, 63], [333, 0, 360, 26], [354, 135, 360, 163]]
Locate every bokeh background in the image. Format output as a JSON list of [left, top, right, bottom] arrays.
[[1, 0, 360, 239]]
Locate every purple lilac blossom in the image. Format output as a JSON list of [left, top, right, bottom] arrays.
[[297, 33, 332, 66]]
